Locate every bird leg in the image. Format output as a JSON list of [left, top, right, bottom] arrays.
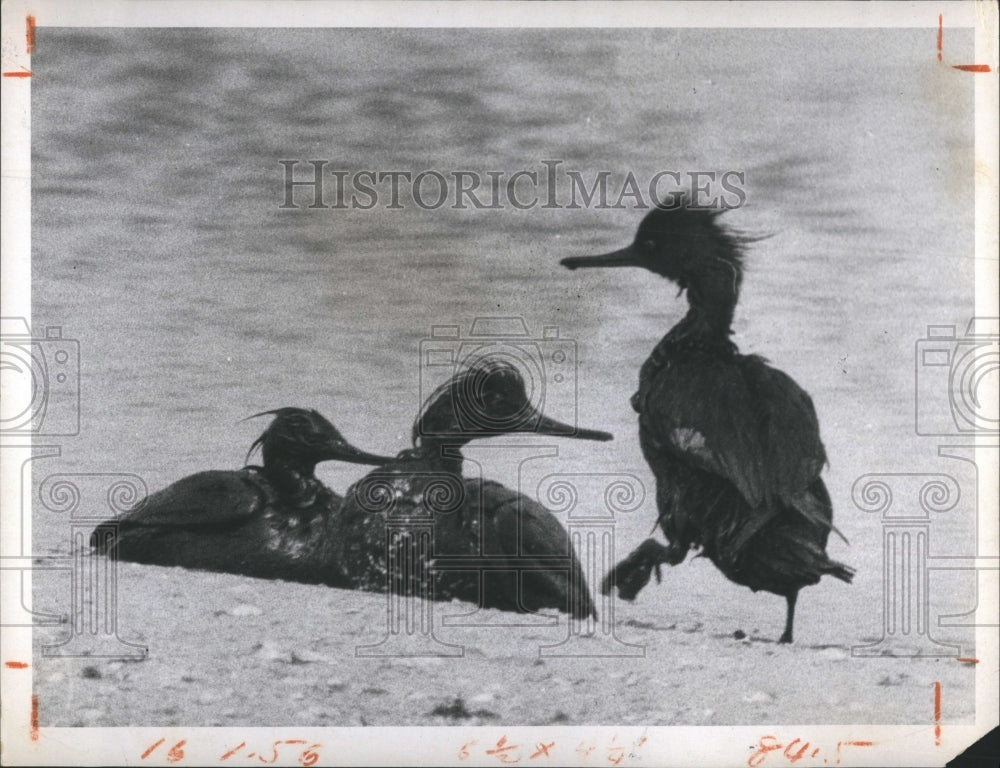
[[601, 538, 685, 600], [653, 540, 688, 583], [664, 539, 688, 565], [779, 591, 798, 644]]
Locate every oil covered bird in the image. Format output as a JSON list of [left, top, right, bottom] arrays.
[[90, 408, 394, 585], [561, 203, 854, 642], [336, 356, 613, 619]]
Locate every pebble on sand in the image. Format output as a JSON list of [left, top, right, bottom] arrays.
[[742, 690, 776, 704]]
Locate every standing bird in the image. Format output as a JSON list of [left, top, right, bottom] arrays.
[[336, 357, 613, 619], [561, 204, 853, 642], [90, 408, 393, 585]]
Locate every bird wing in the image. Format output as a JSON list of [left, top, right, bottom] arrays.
[[641, 353, 832, 531], [473, 480, 596, 618], [114, 470, 270, 529], [473, 481, 573, 557], [742, 358, 828, 494]]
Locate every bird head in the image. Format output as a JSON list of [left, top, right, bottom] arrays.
[[412, 356, 613, 446], [244, 407, 392, 472], [560, 202, 749, 302]]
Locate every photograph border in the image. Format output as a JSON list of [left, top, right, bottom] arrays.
[[1, 2, 997, 766]]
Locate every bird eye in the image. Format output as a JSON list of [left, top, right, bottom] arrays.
[[642, 240, 656, 251]]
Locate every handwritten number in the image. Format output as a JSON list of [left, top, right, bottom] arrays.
[[166, 740, 187, 763], [486, 736, 521, 763], [458, 741, 476, 760], [141, 738, 166, 760], [575, 740, 597, 759], [783, 739, 809, 763], [748, 736, 782, 767], [142, 736, 323, 764], [220, 742, 247, 761], [748, 737, 872, 767], [298, 743, 322, 767]]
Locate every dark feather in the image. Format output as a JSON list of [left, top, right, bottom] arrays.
[[563, 202, 853, 641]]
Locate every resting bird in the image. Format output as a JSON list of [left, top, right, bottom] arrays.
[[561, 203, 854, 642], [336, 356, 613, 619], [90, 408, 393, 584]]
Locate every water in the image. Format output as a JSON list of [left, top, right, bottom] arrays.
[[30, 27, 977, 654]]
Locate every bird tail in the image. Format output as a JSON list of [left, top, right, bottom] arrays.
[[790, 490, 850, 545], [731, 526, 855, 593], [780, 535, 856, 586], [89, 521, 119, 556]]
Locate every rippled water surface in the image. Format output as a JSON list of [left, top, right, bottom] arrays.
[[30, 27, 978, 679]]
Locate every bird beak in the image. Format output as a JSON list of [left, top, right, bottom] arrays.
[[321, 438, 394, 466], [528, 411, 613, 442], [560, 244, 644, 271]]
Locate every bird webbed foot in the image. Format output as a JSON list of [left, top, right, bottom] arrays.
[[602, 538, 682, 600]]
